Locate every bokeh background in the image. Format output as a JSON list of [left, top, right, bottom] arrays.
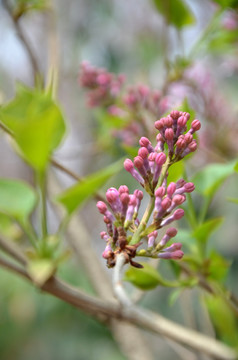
[[0, 0, 238, 359]]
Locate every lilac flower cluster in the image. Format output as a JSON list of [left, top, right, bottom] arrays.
[[97, 186, 144, 268], [123, 85, 169, 118], [79, 62, 125, 107], [97, 111, 201, 268], [79, 62, 170, 146]]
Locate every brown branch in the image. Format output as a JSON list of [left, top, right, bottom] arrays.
[[2, 0, 40, 82], [0, 255, 236, 360]]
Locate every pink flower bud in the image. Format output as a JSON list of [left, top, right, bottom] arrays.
[[106, 188, 118, 203], [184, 133, 193, 144], [124, 159, 134, 171], [191, 119, 201, 132], [148, 230, 158, 247], [166, 227, 177, 237], [139, 137, 150, 147], [158, 250, 184, 260], [167, 182, 176, 197], [134, 189, 144, 200], [134, 156, 144, 169], [183, 112, 190, 121], [118, 185, 129, 194], [120, 193, 130, 205], [138, 147, 149, 159], [154, 120, 164, 130], [164, 116, 173, 127], [155, 152, 166, 165], [165, 128, 174, 141], [97, 201, 107, 214], [172, 194, 186, 205], [188, 141, 197, 152], [184, 182, 195, 193], [163, 242, 182, 252], [155, 186, 166, 198], [170, 110, 180, 119], [173, 209, 185, 220], [177, 116, 187, 127], [129, 195, 137, 206], [161, 197, 172, 210]]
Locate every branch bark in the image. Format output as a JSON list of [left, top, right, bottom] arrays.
[[0, 253, 236, 360]]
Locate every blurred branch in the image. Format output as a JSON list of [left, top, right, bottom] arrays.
[[113, 253, 132, 306], [0, 253, 236, 360], [51, 157, 105, 202], [0, 234, 27, 265], [2, 0, 40, 82]]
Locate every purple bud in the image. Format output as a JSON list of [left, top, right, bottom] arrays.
[[102, 243, 112, 259], [155, 186, 166, 198], [148, 230, 158, 248], [163, 242, 182, 252], [119, 185, 129, 194], [191, 119, 201, 132], [124, 159, 145, 185], [174, 209, 185, 220], [170, 110, 180, 119], [134, 156, 147, 178], [139, 137, 154, 152], [166, 227, 177, 237], [153, 152, 166, 185], [167, 182, 176, 197], [164, 116, 173, 127], [184, 182, 195, 193], [154, 120, 164, 130], [97, 201, 107, 214], [158, 250, 184, 260]]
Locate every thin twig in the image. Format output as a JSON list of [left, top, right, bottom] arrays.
[[2, 0, 40, 82], [51, 158, 105, 202], [0, 235, 27, 265]]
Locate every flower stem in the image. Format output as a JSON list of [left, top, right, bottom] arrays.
[[130, 156, 171, 245]]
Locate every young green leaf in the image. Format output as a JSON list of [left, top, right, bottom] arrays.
[[27, 259, 55, 286], [124, 262, 178, 290], [57, 158, 124, 215], [192, 217, 224, 245], [192, 160, 236, 198], [0, 178, 37, 223], [207, 250, 230, 281], [0, 85, 66, 171], [152, 0, 195, 29]]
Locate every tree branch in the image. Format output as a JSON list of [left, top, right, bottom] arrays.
[[2, 0, 40, 82], [0, 256, 236, 360]]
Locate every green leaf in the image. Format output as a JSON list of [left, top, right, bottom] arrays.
[[192, 160, 236, 198], [57, 158, 124, 215], [227, 197, 238, 204], [212, 0, 238, 9], [124, 262, 178, 290], [0, 85, 66, 171], [152, 0, 195, 29], [207, 251, 230, 281], [192, 217, 224, 245], [27, 259, 55, 286], [234, 161, 238, 173], [0, 213, 22, 238], [205, 295, 238, 347], [124, 262, 163, 290], [0, 178, 37, 223]]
